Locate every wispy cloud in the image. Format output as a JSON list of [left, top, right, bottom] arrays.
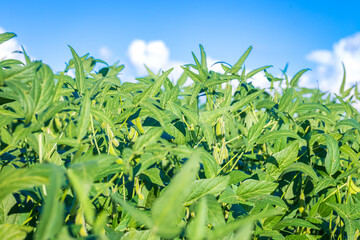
[[126, 39, 185, 83], [98, 46, 113, 61], [305, 32, 360, 93]]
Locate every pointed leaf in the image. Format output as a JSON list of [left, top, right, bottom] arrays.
[[151, 151, 199, 236], [230, 89, 264, 112], [324, 134, 340, 176], [290, 68, 309, 87], [282, 162, 319, 182], [0, 32, 16, 44], [340, 62, 346, 94], [35, 167, 65, 240], [257, 130, 302, 145], [68, 45, 86, 94], [186, 197, 207, 240], [273, 218, 319, 230], [150, 68, 173, 97], [336, 119, 360, 132], [231, 46, 252, 74], [246, 65, 272, 79], [77, 94, 91, 142]]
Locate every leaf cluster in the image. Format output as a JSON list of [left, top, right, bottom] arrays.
[[1, 32, 360, 239]]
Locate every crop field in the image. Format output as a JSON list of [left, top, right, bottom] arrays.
[[1, 31, 360, 239]]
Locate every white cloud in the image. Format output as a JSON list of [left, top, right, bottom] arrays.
[[99, 46, 113, 61], [128, 40, 170, 74], [0, 27, 24, 62], [126, 39, 188, 84], [306, 32, 360, 93]]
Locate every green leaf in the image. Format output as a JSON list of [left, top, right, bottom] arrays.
[[311, 177, 337, 195], [340, 62, 346, 94], [199, 107, 231, 125], [3, 61, 40, 83], [248, 113, 267, 146], [111, 194, 153, 228], [344, 218, 358, 240], [199, 44, 208, 72], [0, 32, 16, 44], [199, 150, 219, 179], [278, 88, 293, 112], [135, 152, 166, 176], [295, 103, 330, 113], [190, 82, 203, 105], [266, 141, 299, 178], [32, 64, 55, 114], [257, 130, 302, 145], [174, 103, 199, 125], [337, 166, 360, 181], [0, 224, 32, 240], [0, 59, 24, 68], [35, 166, 65, 240], [21, 46, 31, 65], [236, 179, 278, 200], [95, 164, 123, 181], [349, 202, 360, 219], [67, 169, 94, 223], [133, 128, 163, 154], [0, 108, 22, 118], [209, 209, 281, 240], [38, 96, 66, 122], [67, 155, 117, 224], [273, 218, 319, 230], [205, 195, 225, 227], [77, 94, 91, 142], [335, 94, 353, 117], [68, 45, 86, 94], [296, 113, 336, 125], [233, 221, 254, 240], [254, 195, 288, 210], [141, 101, 169, 127], [151, 151, 199, 238], [246, 65, 272, 79], [186, 197, 207, 240], [90, 108, 115, 130], [282, 162, 319, 182], [326, 202, 349, 218], [142, 168, 166, 186], [218, 186, 237, 204], [150, 68, 173, 97], [121, 230, 159, 240], [184, 176, 230, 205], [231, 46, 252, 74], [324, 134, 340, 176], [336, 119, 360, 132], [290, 68, 309, 87], [180, 66, 202, 83], [230, 89, 264, 113], [191, 52, 207, 81], [0, 165, 51, 201], [229, 170, 250, 185], [0, 194, 28, 226], [199, 121, 214, 147]]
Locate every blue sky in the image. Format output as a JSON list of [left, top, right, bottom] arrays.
[[1, 0, 360, 92]]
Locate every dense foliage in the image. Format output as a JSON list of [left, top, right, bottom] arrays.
[[1, 32, 360, 240]]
